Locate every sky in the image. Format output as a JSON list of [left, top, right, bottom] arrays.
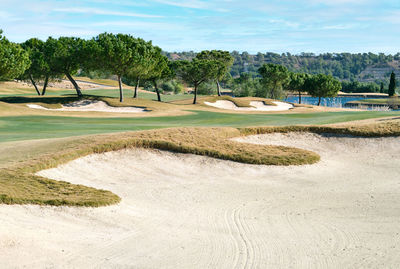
[[1, 0, 400, 54]]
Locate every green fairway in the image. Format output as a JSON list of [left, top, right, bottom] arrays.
[[0, 88, 196, 102], [1, 110, 399, 142]]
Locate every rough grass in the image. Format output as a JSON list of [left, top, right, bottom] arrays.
[[73, 76, 131, 88], [240, 120, 400, 137], [2, 120, 400, 207], [347, 97, 400, 107], [0, 95, 179, 112], [1, 127, 320, 207]]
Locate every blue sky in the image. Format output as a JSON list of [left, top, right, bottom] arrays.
[[1, 0, 400, 53]]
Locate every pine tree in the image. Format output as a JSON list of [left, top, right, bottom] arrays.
[[388, 71, 396, 96]]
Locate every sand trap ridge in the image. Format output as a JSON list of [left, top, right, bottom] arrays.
[[1, 132, 400, 268], [27, 100, 147, 113], [204, 100, 293, 111]]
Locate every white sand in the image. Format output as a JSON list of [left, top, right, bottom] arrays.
[[1, 133, 400, 268], [27, 100, 147, 113], [204, 100, 294, 111]]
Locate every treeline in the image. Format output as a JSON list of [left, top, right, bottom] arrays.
[[0, 30, 237, 104], [166, 51, 400, 89], [226, 64, 341, 105], [1, 30, 387, 105]]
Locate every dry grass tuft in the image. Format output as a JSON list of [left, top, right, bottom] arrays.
[[0, 127, 320, 207], [2, 120, 400, 207], [240, 120, 400, 137]]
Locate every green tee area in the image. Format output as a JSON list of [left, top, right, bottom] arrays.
[[348, 98, 400, 105], [1, 110, 399, 143], [0, 86, 193, 102]]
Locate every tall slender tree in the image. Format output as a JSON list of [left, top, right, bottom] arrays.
[[380, 82, 385, 93], [388, 71, 396, 97], [196, 50, 233, 96]]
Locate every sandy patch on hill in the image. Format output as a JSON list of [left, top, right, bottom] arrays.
[[1, 133, 400, 268], [27, 100, 147, 113], [204, 100, 293, 111]]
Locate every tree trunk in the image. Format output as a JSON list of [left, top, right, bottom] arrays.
[[216, 80, 222, 96], [41, 76, 49, 96], [134, 77, 140, 98], [298, 90, 301, 104], [193, 84, 198, 104], [272, 82, 278, 99], [118, 75, 123, 102], [318, 96, 321, 106], [29, 74, 41, 96], [154, 80, 161, 102], [66, 73, 82, 97]]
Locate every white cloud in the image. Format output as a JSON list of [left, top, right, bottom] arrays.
[[322, 24, 356, 30], [151, 0, 209, 9], [91, 20, 186, 31], [309, 0, 371, 5], [269, 19, 300, 28], [53, 7, 163, 18]]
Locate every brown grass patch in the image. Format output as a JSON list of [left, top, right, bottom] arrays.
[[240, 120, 400, 137], [1, 127, 320, 207], [2, 120, 400, 207]]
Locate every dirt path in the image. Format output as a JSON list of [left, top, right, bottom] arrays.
[[1, 133, 399, 268]]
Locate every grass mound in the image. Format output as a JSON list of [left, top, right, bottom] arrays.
[[0, 95, 149, 110], [240, 120, 400, 137], [2, 120, 400, 207], [1, 127, 320, 207]]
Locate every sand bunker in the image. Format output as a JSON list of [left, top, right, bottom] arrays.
[[1, 133, 400, 268], [27, 100, 147, 113], [204, 100, 293, 111]]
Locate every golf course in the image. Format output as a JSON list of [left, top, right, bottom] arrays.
[[2, 4, 400, 265], [1, 78, 400, 268]]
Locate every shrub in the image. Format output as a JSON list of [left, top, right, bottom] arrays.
[[197, 81, 216, 95]]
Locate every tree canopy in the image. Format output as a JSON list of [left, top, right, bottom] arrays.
[[175, 58, 222, 104], [20, 38, 58, 95], [142, 46, 173, 101], [304, 74, 341, 105], [44, 36, 86, 96], [0, 30, 30, 81], [93, 33, 153, 102], [195, 50, 233, 96], [258, 63, 290, 99], [286, 72, 309, 104]]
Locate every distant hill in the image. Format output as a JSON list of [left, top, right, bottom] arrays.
[[165, 51, 400, 83]]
